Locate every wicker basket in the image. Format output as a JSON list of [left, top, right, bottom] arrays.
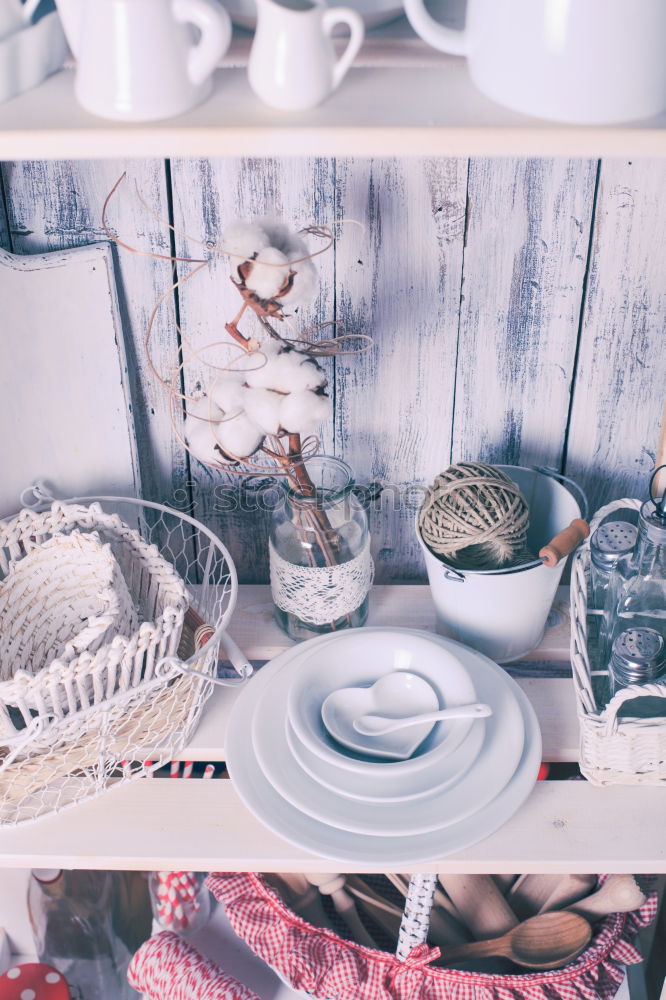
[[0, 496, 240, 826], [207, 872, 656, 1000], [0, 503, 188, 736], [570, 497, 666, 786]]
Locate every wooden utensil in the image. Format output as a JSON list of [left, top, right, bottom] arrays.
[[539, 519, 590, 567], [307, 874, 377, 948], [538, 874, 597, 914], [568, 875, 647, 921], [492, 874, 518, 893], [438, 912, 592, 970], [507, 874, 596, 920], [345, 876, 404, 940], [438, 875, 518, 938], [269, 873, 333, 930]]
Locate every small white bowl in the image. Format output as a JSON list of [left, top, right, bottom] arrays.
[[286, 627, 477, 776]]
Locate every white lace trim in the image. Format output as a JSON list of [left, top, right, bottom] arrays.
[[269, 538, 374, 625]]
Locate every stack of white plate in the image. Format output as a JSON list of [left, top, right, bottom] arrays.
[[226, 628, 542, 864]]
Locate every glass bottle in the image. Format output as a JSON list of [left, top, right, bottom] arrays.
[[269, 456, 373, 641], [604, 497, 666, 661], [28, 869, 131, 1000]]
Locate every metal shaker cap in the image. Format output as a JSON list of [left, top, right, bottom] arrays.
[[611, 627, 666, 683], [590, 521, 637, 571]]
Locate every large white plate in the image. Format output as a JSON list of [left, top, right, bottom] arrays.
[[251, 643, 523, 836], [287, 628, 479, 775], [226, 631, 542, 864], [285, 714, 485, 803]]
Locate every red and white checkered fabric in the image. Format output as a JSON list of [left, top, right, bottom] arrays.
[[206, 873, 658, 1000], [127, 930, 261, 1000]]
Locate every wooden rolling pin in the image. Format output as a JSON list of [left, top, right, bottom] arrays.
[[538, 875, 597, 914], [539, 519, 590, 567], [438, 875, 518, 939]]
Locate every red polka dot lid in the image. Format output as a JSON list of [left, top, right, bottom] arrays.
[[0, 963, 70, 1000]]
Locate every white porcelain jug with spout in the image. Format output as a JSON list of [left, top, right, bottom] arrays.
[[56, 0, 232, 121], [248, 0, 364, 111], [402, 0, 666, 124]]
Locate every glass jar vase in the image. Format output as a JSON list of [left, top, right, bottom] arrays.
[[269, 456, 373, 641]]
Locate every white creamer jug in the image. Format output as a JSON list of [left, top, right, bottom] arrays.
[[56, 0, 232, 121], [248, 0, 364, 111], [402, 0, 666, 124]]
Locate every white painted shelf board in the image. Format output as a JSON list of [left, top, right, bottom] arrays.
[[0, 583, 663, 874], [2, 26, 665, 159], [0, 777, 665, 873]]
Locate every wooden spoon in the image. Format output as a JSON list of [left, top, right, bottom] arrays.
[[438, 912, 592, 970]]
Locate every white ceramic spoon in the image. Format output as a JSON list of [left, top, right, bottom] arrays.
[[354, 702, 492, 736]]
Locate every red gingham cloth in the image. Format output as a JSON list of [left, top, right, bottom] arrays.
[[127, 930, 261, 1000], [206, 873, 658, 1000]]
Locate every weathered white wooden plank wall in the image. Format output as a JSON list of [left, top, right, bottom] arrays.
[[334, 158, 467, 580], [452, 159, 597, 469], [564, 159, 666, 515], [0, 160, 188, 510], [1, 157, 664, 582]]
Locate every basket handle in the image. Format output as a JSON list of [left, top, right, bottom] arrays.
[[601, 682, 666, 734]]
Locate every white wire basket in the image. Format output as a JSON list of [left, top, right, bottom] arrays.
[[0, 489, 246, 826], [570, 497, 666, 786]]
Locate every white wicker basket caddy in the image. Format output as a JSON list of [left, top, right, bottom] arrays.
[[570, 497, 666, 786], [0, 493, 244, 825]]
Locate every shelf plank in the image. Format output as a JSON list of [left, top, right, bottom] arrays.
[[0, 778, 664, 873], [1, 60, 665, 159]]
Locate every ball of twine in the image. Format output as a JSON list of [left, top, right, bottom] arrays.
[[419, 462, 530, 571]]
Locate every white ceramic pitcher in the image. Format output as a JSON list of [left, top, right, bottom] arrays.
[[248, 0, 364, 111], [402, 0, 666, 124], [0, 0, 42, 40], [56, 0, 232, 121]]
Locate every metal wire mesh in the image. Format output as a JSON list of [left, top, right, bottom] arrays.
[[0, 495, 238, 826]]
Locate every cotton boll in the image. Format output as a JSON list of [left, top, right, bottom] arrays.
[[245, 247, 290, 301], [280, 390, 332, 434], [257, 219, 292, 255], [216, 411, 265, 459], [243, 342, 283, 390], [263, 348, 327, 393], [210, 377, 247, 415], [242, 387, 284, 436], [281, 259, 318, 307], [187, 395, 225, 423], [186, 417, 232, 466], [222, 221, 270, 262]]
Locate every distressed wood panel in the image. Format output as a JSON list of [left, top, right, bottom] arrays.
[[0, 159, 185, 508], [0, 173, 9, 250], [334, 157, 468, 581], [169, 157, 336, 582], [565, 159, 666, 514], [452, 158, 597, 471]]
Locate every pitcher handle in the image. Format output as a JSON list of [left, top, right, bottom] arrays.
[[173, 0, 232, 88], [402, 0, 470, 55], [322, 7, 364, 92]]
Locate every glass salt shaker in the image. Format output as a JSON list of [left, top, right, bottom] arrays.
[[608, 626, 666, 699], [604, 497, 666, 660], [589, 521, 638, 611]]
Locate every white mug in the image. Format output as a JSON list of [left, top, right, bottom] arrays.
[[55, 0, 232, 121], [0, 0, 42, 40], [248, 0, 364, 111], [402, 0, 666, 124]]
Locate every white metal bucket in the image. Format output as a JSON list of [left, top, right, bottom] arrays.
[[416, 466, 582, 663]]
